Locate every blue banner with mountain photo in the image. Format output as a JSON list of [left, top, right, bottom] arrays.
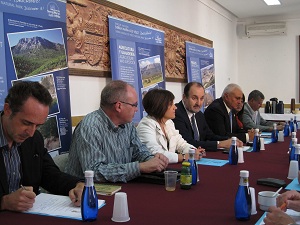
[[186, 41, 215, 111], [0, 1, 72, 156], [108, 16, 165, 124]]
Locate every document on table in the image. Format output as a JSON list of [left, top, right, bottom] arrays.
[[255, 209, 300, 225], [285, 178, 300, 191], [196, 158, 228, 167], [24, 193, 105, 220]]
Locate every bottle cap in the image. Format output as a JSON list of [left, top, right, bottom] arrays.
[[182, 161, 191, 167], [84, 170, 94, 177], [231, 136, 237, 140], [189, 148, 195, 154], [255, 128, 259, 133], [240, 170, 249, 177]]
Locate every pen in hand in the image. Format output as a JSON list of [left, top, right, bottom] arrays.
[[20, 185, 27, 191], [280, 202, 287, 210]]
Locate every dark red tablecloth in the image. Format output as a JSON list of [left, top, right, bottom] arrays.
[[0, 137, 294, 225]]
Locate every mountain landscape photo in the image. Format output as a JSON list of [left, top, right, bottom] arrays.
[[10, 36, 67, 79]]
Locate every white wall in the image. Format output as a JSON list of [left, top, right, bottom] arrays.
[[238, 16, 300, 103], [69, 0, 238, 116]]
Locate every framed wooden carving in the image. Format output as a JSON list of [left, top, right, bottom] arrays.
[[67, 0, 213, 82]]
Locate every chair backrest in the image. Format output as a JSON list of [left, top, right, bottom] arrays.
[[53, 153, 69, 171]]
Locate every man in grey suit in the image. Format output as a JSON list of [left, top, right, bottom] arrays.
[[243, 90, 284, 131]]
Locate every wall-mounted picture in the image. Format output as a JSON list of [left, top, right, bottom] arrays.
[[138, 55, 163, 88], [204, 85, 216, 109], [201, 64, 215, 89], [37, 115, 61, 152], [7, 28, 67, 79], [12, 74, 60, 116]]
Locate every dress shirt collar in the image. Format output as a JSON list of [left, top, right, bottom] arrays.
[[182, 101, 195, 120], [98, 107, 126, 132], [223, 100, 232, 115], [0, 113, 8, 148], [246, 102, 256, 113]]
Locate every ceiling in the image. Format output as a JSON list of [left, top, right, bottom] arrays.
[[213, 0, 300, 19]]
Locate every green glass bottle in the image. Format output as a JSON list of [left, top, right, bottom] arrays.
[[180, 161, 192, 190]]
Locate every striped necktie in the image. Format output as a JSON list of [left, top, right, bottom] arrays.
[[229, 111, 233, 133], [191, 114, 199, 141]]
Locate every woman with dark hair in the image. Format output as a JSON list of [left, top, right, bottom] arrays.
[[137, 89, 205, 163]]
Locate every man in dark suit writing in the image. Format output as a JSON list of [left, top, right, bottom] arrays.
[[173, 82, 242, 151], [204, 83, 254, 143]]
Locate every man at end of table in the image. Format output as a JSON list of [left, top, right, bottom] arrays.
[[243, 90, 284, 132], [0, 81, 84, 212]]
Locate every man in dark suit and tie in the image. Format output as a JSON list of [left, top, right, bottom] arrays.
[[173, 82, 242, 151], [204, 83, 254, 143]]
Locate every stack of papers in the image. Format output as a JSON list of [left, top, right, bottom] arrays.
[[261, 132, 272, 138], [25, 193, 105, 220]]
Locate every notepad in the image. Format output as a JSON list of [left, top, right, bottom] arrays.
[[24, 193, 105, 220], [94, 183, 121, 196]]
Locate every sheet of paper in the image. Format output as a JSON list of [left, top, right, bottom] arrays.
[[285, 178, 300, 191], [263, 138, 272, 144], [196, 158, 228, 167], [255, 209, 300, 225], [24, 193, 105, 220]]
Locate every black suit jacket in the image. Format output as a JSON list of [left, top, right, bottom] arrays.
[[173, 101, 227, 151], [0, 130, 81, 208], [204, 97, 247, 143]]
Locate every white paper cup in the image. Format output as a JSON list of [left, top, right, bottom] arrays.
[[278, 131, 284, 142], [237, 147, 244, 163], [288, 160, 299, 179], [250, 187, 257, 215], [260, 138, 265, 150], [258, 191, 276, 211], [111, 192, 130, 222]]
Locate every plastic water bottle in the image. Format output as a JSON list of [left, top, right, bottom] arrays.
[[235, 170, 251, 221], [81, 170, 98, 221], [252, 128, 260, 152], [290, 118, 295, 133], [271, 123, 278, 143], [188, 148, 198, 185], [289, 138, 298, 162], [284, 121, 290, 137], [229, 137, 238, 165], [294, 116, 298, 131]]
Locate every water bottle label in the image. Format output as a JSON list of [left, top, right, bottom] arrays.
[[239, 177, 248, 186]]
